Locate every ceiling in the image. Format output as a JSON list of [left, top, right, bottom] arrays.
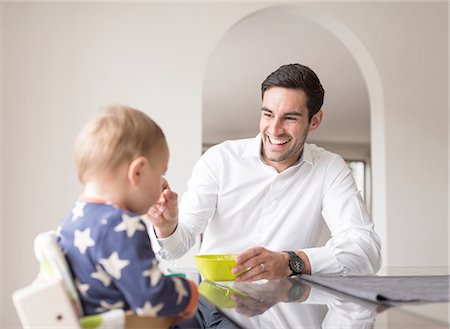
[[202, 8, 370, 147]]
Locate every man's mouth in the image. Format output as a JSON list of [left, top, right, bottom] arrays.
[[267, 135, 291, 145]]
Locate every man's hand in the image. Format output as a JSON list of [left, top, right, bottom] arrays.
[[232, 247, 291, 281], [146, 179, 179, 238], [232, 247, 312, 281]]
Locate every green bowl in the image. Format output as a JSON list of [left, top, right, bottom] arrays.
[[194, 254, 242, 281], [198, 280, 246, 308]]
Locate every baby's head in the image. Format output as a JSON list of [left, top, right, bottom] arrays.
[[75, 104, 168, 214]]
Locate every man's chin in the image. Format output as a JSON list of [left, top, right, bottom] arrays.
[[266, 154, 289, 163], [262, 146, 291, 162]]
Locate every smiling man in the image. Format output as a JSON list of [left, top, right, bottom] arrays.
[[149, 63, 381, 280]]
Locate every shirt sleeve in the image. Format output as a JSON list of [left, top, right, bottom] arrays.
[[302, 155, 382, 275], [157, 148, 220, 259], [95, 215, 198, 316]]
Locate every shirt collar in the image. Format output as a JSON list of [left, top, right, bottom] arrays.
[[243, 133, 313, 167], [242, 133, 262, 158]]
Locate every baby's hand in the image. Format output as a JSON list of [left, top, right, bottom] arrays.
[[147, 180, 179, 238], [173, 280, 199, 323], [172, 304, 198, 323]]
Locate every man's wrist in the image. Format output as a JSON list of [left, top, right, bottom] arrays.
[[297, 251, 311, 275], [282, 252, 292, 277], [283, 251, 312, 277], [154, 222, 178, 238], [284, 251, 304, 276]]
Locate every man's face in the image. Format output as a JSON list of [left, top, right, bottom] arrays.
[[259, 87, 322, 172]]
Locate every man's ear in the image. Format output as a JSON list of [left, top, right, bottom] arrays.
[[128, 156, 148, 185], [309, 110, 323, 132]]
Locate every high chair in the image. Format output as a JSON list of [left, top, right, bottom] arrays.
[[12, 231, 173, 329]]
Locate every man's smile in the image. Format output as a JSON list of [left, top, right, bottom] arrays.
[[267, 135, 291, 146]]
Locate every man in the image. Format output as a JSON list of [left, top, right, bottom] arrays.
[[148, 63, 381, 280]]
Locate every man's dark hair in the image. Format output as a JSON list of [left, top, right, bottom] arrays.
[[261, 64, 325, 122]]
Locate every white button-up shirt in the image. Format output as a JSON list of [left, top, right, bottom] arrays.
[[157, 134, 381, 275]]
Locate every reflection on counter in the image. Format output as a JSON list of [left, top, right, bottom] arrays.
[[198, 280, 248, 308], [180, 276, 449, 329], [222, 277, 380, 328]]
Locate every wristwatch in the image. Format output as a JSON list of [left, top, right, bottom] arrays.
[[284, 251, 304, 276]]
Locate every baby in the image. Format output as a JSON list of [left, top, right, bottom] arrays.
[[57, 104, 198, 319]]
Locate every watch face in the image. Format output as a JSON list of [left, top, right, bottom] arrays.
[[292, 258, 303, 272], [288, 251, 304, 274]]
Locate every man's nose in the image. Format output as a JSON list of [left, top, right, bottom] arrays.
[[269, 118, 284, 135]]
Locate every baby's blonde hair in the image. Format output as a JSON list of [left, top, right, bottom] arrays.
[[75, 104, 166, 183]]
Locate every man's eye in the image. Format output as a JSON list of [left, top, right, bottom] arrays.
[[285, 117, 297, 121], [263, 112, 272, 117]]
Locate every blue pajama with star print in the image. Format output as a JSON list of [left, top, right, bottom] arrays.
[[58, 200, 198, 317]]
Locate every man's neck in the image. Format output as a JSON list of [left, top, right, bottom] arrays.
[[262, 150, 304, 173]]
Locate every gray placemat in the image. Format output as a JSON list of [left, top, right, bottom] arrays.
[[300, 274, 450, 304]]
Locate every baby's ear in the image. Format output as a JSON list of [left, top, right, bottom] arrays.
[[128, 156, 148, 185]]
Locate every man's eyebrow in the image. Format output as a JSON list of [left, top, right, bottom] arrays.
[[284, 112, 303, 117], [260, 107, 303, 117]]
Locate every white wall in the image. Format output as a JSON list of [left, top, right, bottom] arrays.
[[0, 3, 4, 326], [1, 2, 448, 327]]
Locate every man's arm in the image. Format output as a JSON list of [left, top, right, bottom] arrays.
[[302, 155, 381, 275], [233, 155, 381, 279], [147, 148, 220, 260]]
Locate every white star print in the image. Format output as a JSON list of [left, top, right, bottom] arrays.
[[173, 277, 188, 305], [90, 264, 112, 287], [136, 301, 164, 317], [74, 228, 95, 254], [114, 213, 146, 238], [72, 201, 86, 221], [99, 252, 130, 280], [95, 300, 124, 312], [75, 279, 90, 296], [142, 261, 162, 287]]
